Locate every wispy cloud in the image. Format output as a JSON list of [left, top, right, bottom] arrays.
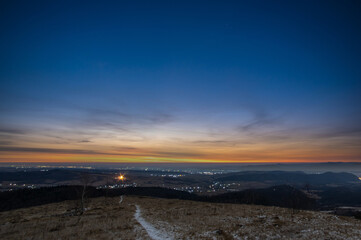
[[235, 104, 284, 132], [0, 127, 26, 135], [151, 151, 205, 158], [311, 126, 361, 139], [0, 140, 12, 145], [0, 146, 130, 156], [83, 108, 173, 126]]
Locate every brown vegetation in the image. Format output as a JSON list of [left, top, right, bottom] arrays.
[[1, 196, 360, 239]]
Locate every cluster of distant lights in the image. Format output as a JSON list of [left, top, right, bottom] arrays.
[[150, 173, 184, 178], [8, 164, 93, 169], [3, 164, 234, 175], [1, 183, 37, 191]]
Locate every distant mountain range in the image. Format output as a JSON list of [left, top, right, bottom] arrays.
[[215, 171, 359, 185]]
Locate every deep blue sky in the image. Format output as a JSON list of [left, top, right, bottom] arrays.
[[0, 0, 360, 162]]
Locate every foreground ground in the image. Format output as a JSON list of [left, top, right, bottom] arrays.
[[1, 196, 360, 239]]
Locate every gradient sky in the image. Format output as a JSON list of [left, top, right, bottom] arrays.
[[1, 0, 361, 163]]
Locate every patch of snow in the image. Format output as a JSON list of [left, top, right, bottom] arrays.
[[134, 205, 174, 240]]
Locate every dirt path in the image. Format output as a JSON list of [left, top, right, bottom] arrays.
[[134, 205, 174, 240]]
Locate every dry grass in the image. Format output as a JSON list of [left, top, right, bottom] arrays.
[[1, 196, 361, 239], [132, 197, 361, 240], [0, 197, 150, 240]]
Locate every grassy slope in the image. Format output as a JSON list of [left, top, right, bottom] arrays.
[[1, 196, 360, 240]]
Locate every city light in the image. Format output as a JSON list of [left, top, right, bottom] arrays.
[[116, 174, 125, 181]]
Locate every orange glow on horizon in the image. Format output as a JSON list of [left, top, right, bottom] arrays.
[[0, 143, 360, 164]]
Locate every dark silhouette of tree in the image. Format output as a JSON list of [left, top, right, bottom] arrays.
[[75, 173, 91, 215], [304, 183, 311, 193]]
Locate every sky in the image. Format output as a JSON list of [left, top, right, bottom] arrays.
[[0, 0, 361, 163]]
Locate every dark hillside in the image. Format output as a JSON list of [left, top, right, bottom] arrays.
[[0, 185, 317, 212], [216, 171, 359, 185], [204, 185, 316, 209]]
